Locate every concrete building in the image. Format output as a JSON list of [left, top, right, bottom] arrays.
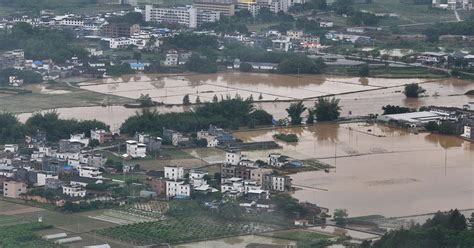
[[226, 150, 242, 165], [377, 111, 445, 127], [4, 144, 18, 153], [272, 36, 292, 52], [166, 180, 191, 198], [250, 168, 273, 186], [126, 140, 147, 158], [3, 181, 27, 199], [432, 0, 472, 10], [263, 174, 291, 191], [193, 0, 236, 16], [462, 125, 473, 139], [79, 166, 103, 179], [62, 184, 86, 198], [144, 5, 198, 28], [136, 133, 162, 152], [101, 23, 140, 38], [90, 129, 113, 144], [164, 166, 185, 181]]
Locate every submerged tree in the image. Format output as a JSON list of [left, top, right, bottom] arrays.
[[314, 97, 341, 121], [404, 83, 426, 98], [183, 94, 191, 105], [286, 101, 307, 125], [137, 94, 154, 107]]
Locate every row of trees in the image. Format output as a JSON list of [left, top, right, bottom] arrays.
[[286, 97, 342, 125], [0, 111, 108, 143], [0, 68, 42, 86], [369, 210, 474, 247], [120, 97, 273, 135], [0, 23, 87, 63]]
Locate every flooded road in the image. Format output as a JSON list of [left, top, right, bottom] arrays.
[[17, 73, 474, 127], [233, 123, 474, 217]]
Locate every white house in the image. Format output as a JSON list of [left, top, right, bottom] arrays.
[[4, 144, 18, 153], [166, 180, 191, 198], [462, 125, 473, 139], [36, 173, 58, 187], [189, 169, 208, 187], [79, 166, 103, 179], [267, 153, 288, 168], [126, 140, 147, 158], [226, 150, 242, 165], [164, 166, 185, 181], [69, 133, 89, 147], [62, 185, 86, 198]]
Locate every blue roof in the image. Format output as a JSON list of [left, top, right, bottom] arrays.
[[129, 62, 145, 67], [33, 60, 43, 65]]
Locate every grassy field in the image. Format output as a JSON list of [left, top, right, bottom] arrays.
[[0, 222, 61, 248], [0, 82, 133, 114], [354, 0, 457, 25], [268, 229, 332, 241], [97, 215, 281, 245]]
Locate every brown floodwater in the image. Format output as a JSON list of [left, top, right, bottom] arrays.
[[233, 123, 473, 217], [18, 73, 474, 127]]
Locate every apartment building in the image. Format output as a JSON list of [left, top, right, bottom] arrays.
[[193, 0, 236, 16], [144, 5, 198, 28]]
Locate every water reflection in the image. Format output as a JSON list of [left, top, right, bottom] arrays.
[[424, 133, 464, 149]]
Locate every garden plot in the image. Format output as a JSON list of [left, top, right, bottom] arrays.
[[89, 209, 160, 225], [96, 215, 283, 245]]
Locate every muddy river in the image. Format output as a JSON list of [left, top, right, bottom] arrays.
[[233, 123, 473, 217]]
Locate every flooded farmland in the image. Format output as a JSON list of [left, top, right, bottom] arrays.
[[233, 123, 474, 217], [18, 72, 474, 128]]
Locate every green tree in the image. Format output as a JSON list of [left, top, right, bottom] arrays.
[[239, 62, 252, 72], [404, 83, 426, 98], [333, 209, 349, 225], [425, 121, 439, 132], [306, 108, 315, 124], [195, 96, 201, 104], [286, 101, 307, 125], [185, 54, 217, 73], [358, 64, 369, 77], [212, 94, 219, 102], [183, 94, 191, 105], [314, 97, 341, 121], [137, 94, 154, 107]]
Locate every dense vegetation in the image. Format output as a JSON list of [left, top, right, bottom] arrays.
[[0, 222, 59, 247], [120, 97, 273, 135], [404, 83, 426, 98], [0, 68, 42, 86], [274, 133, 299, 142], [313, 97, 341, 121], [286, 101, 307, 125], [0, 23, 87, 63], [0, 111, 108, 143], [370, 210, 474, 247], [382, 105, 414, 115]]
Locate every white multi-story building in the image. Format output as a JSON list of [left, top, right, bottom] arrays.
[[164, 166, 185, 181], [462, 125, 473, 139], [62, 185, 87, 198], [189, 169, 208, 187], [79, 166, 103, 179], [166, 180, 191, 198], [144, 5, 198, 28], [4, 144, 18, 153], [164, 52, 179, 67], [36, 173, 58, 186], [432, 0, 472, 10], [60, 18, 84, 27], [226, 150, 242, 165], [69, 133, 89, 147], [108, 38, 132, 49], [126, 140, 147, 158]]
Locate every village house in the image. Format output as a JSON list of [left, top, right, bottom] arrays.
[[166, 180, 191, 199], [79, 166, 103, 179], [135, 133, 162, 152], [62, 184, 86, 198], [3, 180, 27, 199], [90, 129, 113, 144], [263, 174, 292, 192], [417, 52, 448, 64], [164, 166, 185, 181], [125, 140, 147, 158]]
